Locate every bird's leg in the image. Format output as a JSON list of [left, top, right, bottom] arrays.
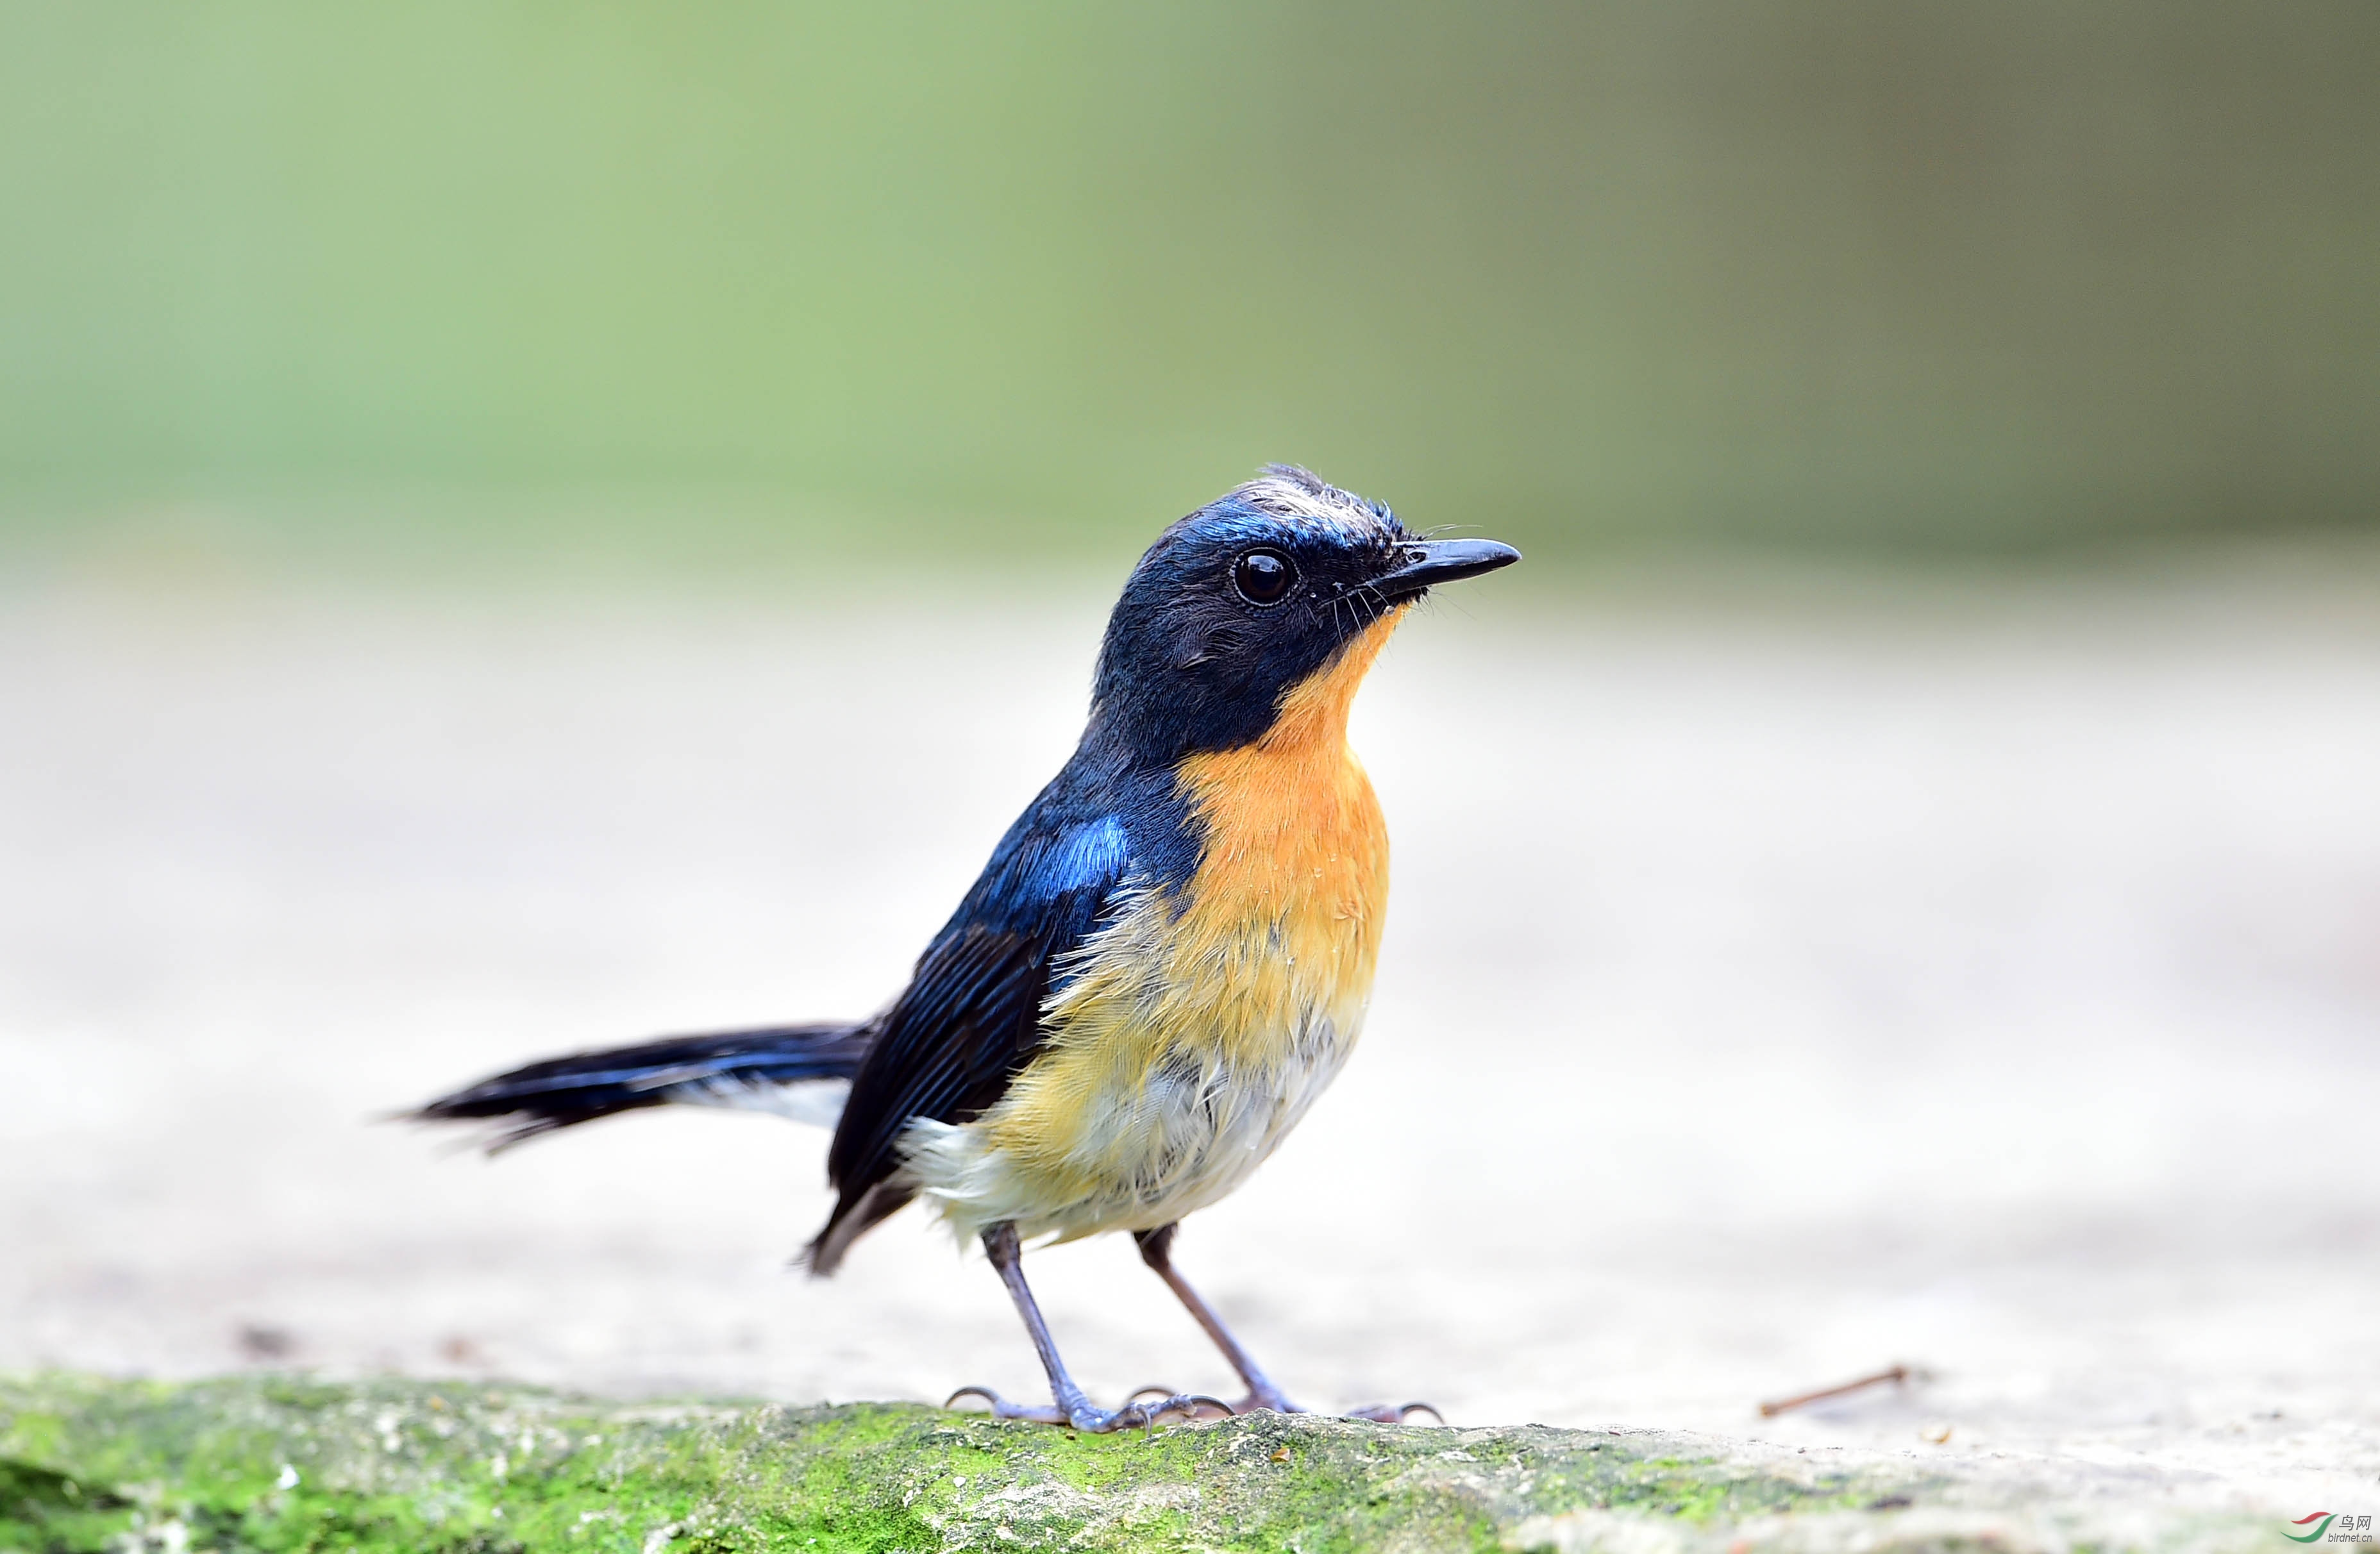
[[1133, 1223, 1300, 1414], [1132, 1223, 1443, 1424], [946, 1223, 1220, 1433]]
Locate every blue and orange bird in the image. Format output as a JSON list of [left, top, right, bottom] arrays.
[[414, 467, 1520, 1432]]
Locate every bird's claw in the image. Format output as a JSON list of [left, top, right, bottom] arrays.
[[950, 1382, 1429, 1429], [943, 1385, 1068, 1424], [1075, 1391, 1230, 1433], [944, 1385, 1228, 1433], [1346, 1401, 1445, 1424], [1147, 1387, 1439, 1424], [1129, 1385, 1238, 1420]]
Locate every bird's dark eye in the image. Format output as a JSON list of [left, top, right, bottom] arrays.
[[1232, 548, 1296, 605]]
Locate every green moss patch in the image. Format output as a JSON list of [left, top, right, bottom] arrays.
[[0, 1375, 2263, 1553]]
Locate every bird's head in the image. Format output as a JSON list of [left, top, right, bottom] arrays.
[[1089, 466, 1519, 762]]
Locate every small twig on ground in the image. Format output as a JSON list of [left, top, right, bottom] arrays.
[[1758, 1364, 1910, 1418]]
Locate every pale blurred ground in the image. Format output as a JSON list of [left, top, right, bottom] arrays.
[[4, 552, 2377, 1516]]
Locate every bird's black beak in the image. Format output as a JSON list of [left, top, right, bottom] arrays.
[[1372, 538, 1523, 601]]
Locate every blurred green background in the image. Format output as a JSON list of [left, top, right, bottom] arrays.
[[3, 1, 2375, 571]]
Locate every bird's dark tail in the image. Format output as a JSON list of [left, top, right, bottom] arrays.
[[408, 1022, 875, 1153]]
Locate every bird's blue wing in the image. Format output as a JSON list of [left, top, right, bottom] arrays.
[[810, 799, 1131, 1269]]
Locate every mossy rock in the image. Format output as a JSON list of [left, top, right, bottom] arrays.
[[0, 1374, 2263, 1553]]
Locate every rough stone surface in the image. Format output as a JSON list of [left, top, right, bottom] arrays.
[[0, 1376, 2272, 1553]]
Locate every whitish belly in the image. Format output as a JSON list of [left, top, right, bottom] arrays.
[[897, 1000, 1360, 1246]]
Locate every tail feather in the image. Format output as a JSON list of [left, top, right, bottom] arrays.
[[410, 1021, 875, 1151]]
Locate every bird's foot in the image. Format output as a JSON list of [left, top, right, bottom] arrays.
[[1345, 1401, 1445, 1424], [946, 1385, 1227, 1434], [1127, 1385, 1245, 1421], [1132, 1383, 1441, 1424]]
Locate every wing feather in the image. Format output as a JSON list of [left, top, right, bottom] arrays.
[[808, 807, 1130, 1270]]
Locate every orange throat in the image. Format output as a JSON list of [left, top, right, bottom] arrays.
[[1165, 609, 1404, 1040]]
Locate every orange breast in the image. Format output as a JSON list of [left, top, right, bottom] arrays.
[[1164, 611, 1400, 1058]]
